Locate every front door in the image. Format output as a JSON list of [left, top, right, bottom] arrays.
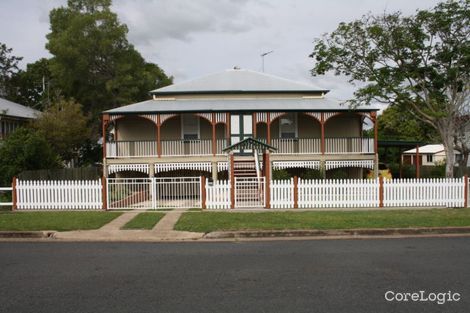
[[230, 113, 253, 155]]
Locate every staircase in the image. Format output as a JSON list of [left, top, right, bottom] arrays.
[[233, 160, 258, 178]]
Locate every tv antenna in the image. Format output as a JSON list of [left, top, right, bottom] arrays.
[[260, 50, 273, 72]]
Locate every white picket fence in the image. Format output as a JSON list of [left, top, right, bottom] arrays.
[[383, 178, 465, 208], [271, 179, 294, 209], [205, 179, 231, 209], [298, 178, 379, 208], [16, 179, 103, 210]]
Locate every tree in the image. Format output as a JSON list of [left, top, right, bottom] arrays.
[[310, 0, 469, 177], [0, 128, 61, 185], [46, 0, 172, 118], [8, 58, 55, 111], [377, 104, 439, 142], [33, 97, 90, 163], [0, 42, 22, 98]]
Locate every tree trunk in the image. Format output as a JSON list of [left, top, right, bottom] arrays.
[[442, 134, 455, 178]]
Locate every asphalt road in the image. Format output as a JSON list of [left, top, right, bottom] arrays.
[[0, 238, 469, 313]]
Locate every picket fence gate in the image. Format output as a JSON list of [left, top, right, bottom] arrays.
[[205, 179, 231, 209], [15, 179, 102, 210]]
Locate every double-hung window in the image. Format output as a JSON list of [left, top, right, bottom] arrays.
[[279, 112, 297, 139], [181, 114, 199, 140]]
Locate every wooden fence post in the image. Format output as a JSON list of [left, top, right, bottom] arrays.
[[102, 176, 108, 210], [201, 176, 206, 210], [379, 176, 384, 208], [265, 152, 271, 209], [293, 176, 298, 209], [464, 175, 468, 208], [11, 176, 17, 211], [230, 153, 235, 209]]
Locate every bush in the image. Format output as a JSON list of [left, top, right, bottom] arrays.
[[300, 168, 322, 179], [272, 169, 291, 180], [0, 128, 61, 185]]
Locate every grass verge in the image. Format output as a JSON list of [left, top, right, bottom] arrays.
[[122, 212, 165, 230], [174, 208, 470, 233], [0, 211, 122, 231]]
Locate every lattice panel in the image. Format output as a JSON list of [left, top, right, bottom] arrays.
[[272, 161, 320, 170], [325, 160, 374, 170], [155, 162, 212, 173], [323, 112, 340, 122], [304, 112, 322, 123], [215, 113, 227, 124], [109, 115, 124, 122], [160, 114, 178, 124], [108, 164, 149, 175], [195, 113, 212, 123], [138, 114, 158, 125], [270, 112, 287, 121]]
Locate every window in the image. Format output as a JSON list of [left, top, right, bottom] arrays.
[[279, 113, 297, 139], [181, 114, 199, 140], [426, 154, 433, 163]]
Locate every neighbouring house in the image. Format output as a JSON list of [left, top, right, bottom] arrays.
[[402, 144, 467, 166], [102, 68, 380, 180], [0, 97, 40, 141]]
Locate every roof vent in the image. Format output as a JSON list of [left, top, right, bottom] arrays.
[[233, 66, 241, 70]]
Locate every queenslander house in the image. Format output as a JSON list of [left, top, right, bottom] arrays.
[[0, 97, 40, 141], [102, 69, 379, 181]]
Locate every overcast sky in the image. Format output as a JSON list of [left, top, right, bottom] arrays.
[[0, 0, 442, 101]]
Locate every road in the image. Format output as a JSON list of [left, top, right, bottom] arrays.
[[0, 238, 469, 313]]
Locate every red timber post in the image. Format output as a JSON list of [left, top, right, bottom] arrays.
[[267, 112, 271, 145], [252, 112, 257, 138], [157, 114, 162, 157], [201, 176, 206, 209], [11, 176, 17, 211], [265, 151, 271, 209], [226, 112, 231, 148], [212, 113, 216, 156], [230, 153, 235, 209], [102, 114, 109, 159], [371, 111, 378, 155], [379, 176, 384, 208], [321, 112, 325, 154], [102, 176, 108, 210], [464, 175, 468, 208], [293, 176, 298, 209]]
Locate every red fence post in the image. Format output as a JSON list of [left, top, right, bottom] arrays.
[[201, 176, 206, 210], [464, 175, 468, 208], [102, 176, 108, 210], [230, 153, 235, 209], [265, 152, 271, 209], [379, 176, 384, 208], [293, 176, 298, 209], [11, 176, 17, 211]]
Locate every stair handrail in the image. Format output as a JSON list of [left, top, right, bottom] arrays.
[[254, 149, 261, 180]]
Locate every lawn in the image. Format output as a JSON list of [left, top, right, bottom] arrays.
[[122, 212, 165, 230], [0, 211, 122, 231], [174, 208, 470, 233]]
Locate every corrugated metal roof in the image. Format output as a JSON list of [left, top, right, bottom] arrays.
[[151, 69, 329, 94], [403, 144, 460, 154], [105, 97, 378, 114], [0, 97, 40, 119]]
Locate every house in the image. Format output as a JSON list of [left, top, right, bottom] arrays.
[[402, 144, 465, 166], [102, 69, 379, 180], [0, 97, 40, 141]]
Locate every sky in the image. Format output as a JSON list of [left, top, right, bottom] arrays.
[[0, 0, 442, 101]]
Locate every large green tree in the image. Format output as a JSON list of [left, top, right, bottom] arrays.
[[46, 0, 172, 117], [33, 97, 90, 163], [0, 42, 22, 99], [310, 0, 469, 177], [0, 128, 61, 185]]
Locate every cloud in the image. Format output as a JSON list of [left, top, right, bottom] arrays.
[[113, 0, 268, 45]]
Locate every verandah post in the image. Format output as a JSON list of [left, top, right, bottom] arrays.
[[379, 176, 384, 208], [102, 176, 108, 210], [11, 176, 17, 211], [293, 176, 298, 209], [201, 176, 206, 210]]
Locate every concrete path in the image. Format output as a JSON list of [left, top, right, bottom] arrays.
[[54, 210, 203, 242]]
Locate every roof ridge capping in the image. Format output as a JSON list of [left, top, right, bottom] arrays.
[[151, 68, 329, 95]]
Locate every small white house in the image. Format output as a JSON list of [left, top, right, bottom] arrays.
[[402, 144, 465, 166], [0, 97, 40, 141]]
